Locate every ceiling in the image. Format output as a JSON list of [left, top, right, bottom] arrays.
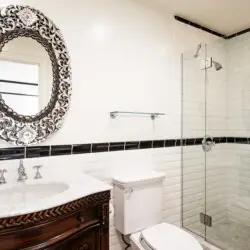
[[134, 0, 250, 36]]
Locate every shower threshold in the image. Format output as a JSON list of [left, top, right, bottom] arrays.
[[183, 220, 250, 250]]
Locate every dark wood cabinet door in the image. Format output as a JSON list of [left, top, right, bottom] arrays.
[[0, 191, 110, 250], [46, 225, 101, 250]]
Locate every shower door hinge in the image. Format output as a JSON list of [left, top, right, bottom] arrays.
[[200, 213, 212, 227]]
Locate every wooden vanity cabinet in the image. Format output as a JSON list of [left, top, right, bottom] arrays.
[[0, 191, 110, 250], [47, 224, 101, 250]]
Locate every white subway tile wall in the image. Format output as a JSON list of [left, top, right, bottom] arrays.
[[226, 144, 250, 227], [225, 33, 250, 228]]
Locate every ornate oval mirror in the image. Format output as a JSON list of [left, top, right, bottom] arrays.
[[0, 5, 71, 145]]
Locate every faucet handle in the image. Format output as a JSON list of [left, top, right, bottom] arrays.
[[33, 165, 43, 179], [0, 169, 7, 174], [0, 169, 7, 184], [33, 165, 42, 170]]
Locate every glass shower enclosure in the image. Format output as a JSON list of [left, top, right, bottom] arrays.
[[181, 40, 250, 250]]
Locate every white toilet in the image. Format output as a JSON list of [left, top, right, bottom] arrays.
[[113, 170, 203, 250]]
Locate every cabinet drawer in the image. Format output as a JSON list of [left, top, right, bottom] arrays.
[[0, 207, 99, 250], [47, 224, 101, 250]]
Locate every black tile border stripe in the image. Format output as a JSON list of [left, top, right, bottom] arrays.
[[174, 16, 250, 40], [0, 137, 249, 160], [175, 16, 226, 39], [92, 143, 109, 153], [72, 144, 91, 154], [0, 147, 25, 161], [125, 141, 139, 150], [51, 145, 72, 156]]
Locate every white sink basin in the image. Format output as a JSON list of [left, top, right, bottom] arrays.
[[0, 182, 69, 205], [0, 173, 112, 218]]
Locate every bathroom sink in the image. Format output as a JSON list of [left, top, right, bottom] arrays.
[[0, 182, 69, 206], [0, 173, 112, 218]]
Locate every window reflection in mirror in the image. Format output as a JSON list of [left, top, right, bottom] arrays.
[[0, 37, 53, 116]]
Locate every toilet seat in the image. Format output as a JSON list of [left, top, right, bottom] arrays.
[[138, 223, 203, 250]]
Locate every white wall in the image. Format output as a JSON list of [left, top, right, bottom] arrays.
[[0, 0, 220, 147], [0, 1, 222, 249], [226, 33, 250, 227], [226, 144, 250, 227], [226, 32, 250, 137]]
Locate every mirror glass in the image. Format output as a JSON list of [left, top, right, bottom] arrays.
[[0, 37, 53, 116]]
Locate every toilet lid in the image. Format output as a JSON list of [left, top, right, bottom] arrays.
[[139, 223, 203, 250]]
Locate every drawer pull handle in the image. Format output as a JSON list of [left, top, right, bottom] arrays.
[[79, 244, 89, 250], [77, 215, 85, 224]]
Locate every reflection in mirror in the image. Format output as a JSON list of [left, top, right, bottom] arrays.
[[0, 37, 52, 116]]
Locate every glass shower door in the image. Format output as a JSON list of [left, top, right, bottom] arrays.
[[181, 44, 207, 239], [183, 41, 250, 250], [204, 42, 227, 249], [205, 40, 250, 250]]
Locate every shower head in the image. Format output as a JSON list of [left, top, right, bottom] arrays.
[[212, 60, 222, 71], [193, 44, 223, 71]]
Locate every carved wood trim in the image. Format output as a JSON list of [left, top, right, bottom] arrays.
[[0, 191, 110, 231]]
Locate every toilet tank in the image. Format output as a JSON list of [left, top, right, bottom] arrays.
[[113, 170, 165, 235]]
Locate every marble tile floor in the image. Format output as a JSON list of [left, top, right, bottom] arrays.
[[205, 220, 250, 250]]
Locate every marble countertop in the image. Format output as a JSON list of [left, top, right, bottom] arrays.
[[0, 172, 112, 218]]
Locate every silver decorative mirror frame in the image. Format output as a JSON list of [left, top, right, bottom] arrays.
[[0, 5, 71, 145]]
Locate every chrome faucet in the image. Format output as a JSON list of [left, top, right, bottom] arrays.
[[0, 169, 7, 184], [17, 160, 27, 182]]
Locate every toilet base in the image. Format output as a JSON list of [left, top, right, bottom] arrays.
[[130, 232, 143, 250]]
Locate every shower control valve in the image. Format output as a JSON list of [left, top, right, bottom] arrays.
[[202, 135, 215, 152]]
